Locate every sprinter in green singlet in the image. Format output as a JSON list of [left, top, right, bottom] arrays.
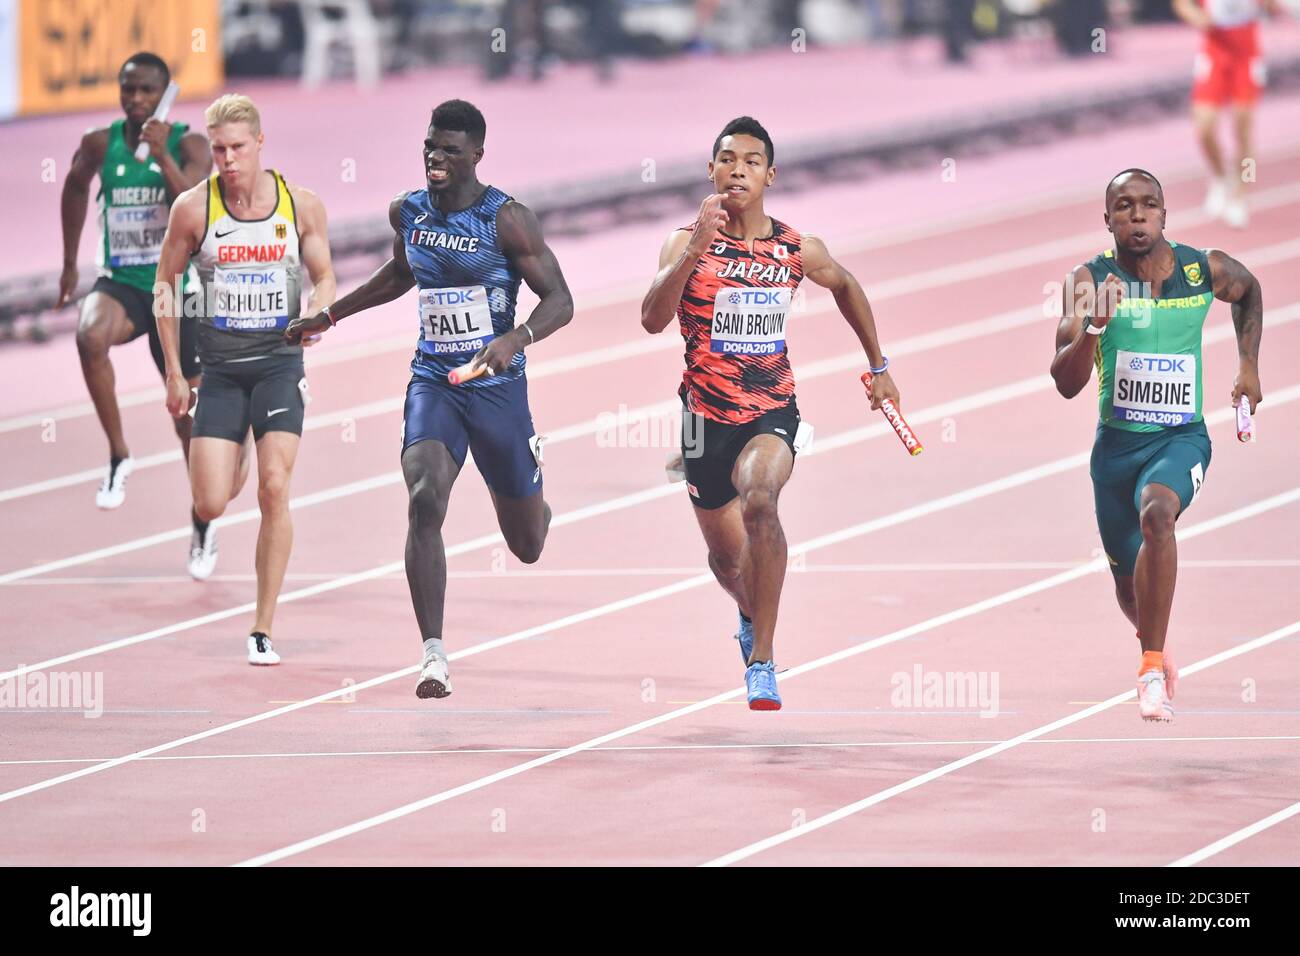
[[57, 51, 249, 579], [1051, 168, 1264, 722]]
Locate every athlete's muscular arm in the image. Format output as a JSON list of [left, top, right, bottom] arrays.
[[1208, 248, 1264, 409], [154, 184, 208, 418], [468, 200, 573, 373], [56, 128, 108, 308], [1051, 266, 1124, 399], [801, 234, 899, 410], [641, 193, 727, 333], [141, 125, 212, 199], [285, 191, 415, 344], [289, 185, 336, 345]]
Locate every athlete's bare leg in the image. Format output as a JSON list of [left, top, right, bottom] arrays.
[[402, 439, 461, 644], [250, 431, 301, 636], [1133, 482, 1181, 654], [692, 435, 794, 663], [488, 488, 550, 564], [76, 293, 136, 460], [1193, 103, 1225, 180]]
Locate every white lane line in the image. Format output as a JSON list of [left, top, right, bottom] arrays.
[[6, 283, 1299, 588], [11, 147, 1288, 438], [9, 207, 1300, 501], [8, 558, 1299, 586], [1168, 799, 1300, 867], [704, 614, 1300, 867], [3, 371, 1299, 686], [4, 735, 1297, 767], [233, 486, 1300, 867]]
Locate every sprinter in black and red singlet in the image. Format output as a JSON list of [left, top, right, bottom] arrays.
[[641, 116, 903, 710]]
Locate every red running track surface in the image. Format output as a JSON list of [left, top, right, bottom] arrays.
[[1, 99, 1299, 867]]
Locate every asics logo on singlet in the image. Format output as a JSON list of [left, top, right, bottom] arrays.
[[1130, 356, 1187, 373], [414, 213, 428, 224]]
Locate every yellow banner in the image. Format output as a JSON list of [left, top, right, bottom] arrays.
[[19, 0, 223, 117]]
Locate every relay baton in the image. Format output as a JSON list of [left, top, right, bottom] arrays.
[[1236, 395, 1255, 443], [861, 371, 923, 456], [448, 360, 489, 385], [134, 81, 181, 161]]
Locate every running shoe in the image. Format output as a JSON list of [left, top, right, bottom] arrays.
[[1203, 178, 1228, 218], [735, 611, 754, 665], [416, 653, 452, 699], [1223, 198, 1249, 229], [745, 661, 781, 711], [1137, 670, 1173, 722], [95, 456, 134, 509], [188, 522, 218, 581], [247, 632, 281, 666], [1162, 651, 1178, 701]]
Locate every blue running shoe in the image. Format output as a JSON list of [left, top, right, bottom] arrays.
[[745, 661, 781, 711], [735, 611, 754, 665]]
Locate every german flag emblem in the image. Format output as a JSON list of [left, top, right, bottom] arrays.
[[1183, 262, 1203, 286], [275, 223, 287, 240]]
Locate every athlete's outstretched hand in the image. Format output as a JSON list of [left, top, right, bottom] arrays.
[[139, 119, 173, 163], [686, 193, 728, 259], [55, 263, 78, 308], [284, 312, 330, 346], [164, 373, 190, 419], [469, 327, 528, 378], [866, 369, 901, 412], [1233, 363, 1264, 411], [1091, 273, 1125, 330]]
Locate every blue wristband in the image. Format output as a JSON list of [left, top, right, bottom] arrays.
[[869, 355, 890, 375]]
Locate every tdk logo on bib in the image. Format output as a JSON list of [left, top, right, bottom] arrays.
[[1129, 356, 1187, 374], [425, 288, 478, 307], [710, 287, 792, 356]]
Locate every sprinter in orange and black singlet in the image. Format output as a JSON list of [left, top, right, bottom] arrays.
[[641, 116, 905, 711]]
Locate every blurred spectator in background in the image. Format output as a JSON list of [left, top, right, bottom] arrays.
[[945, 0, 977, 61], [486, 0, 622, 82], [1054, 0, 1108, 56], [1174, 0, 1280, 229]]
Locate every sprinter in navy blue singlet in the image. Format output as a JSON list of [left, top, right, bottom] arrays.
[[285, 100, 574, 700]]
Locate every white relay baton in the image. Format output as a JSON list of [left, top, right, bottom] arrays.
[[134, 81, 181, 161]]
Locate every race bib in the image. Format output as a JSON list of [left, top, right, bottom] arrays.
[[709, 287, 791, 356], [420, 285, 494, 356], [212, 267, 289, 332], [107, 203, 168, 267], [1114, 350, 1197, 426]]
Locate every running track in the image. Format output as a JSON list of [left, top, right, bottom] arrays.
[[1, 103, 1298, 867]]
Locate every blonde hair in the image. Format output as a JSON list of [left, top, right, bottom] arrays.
[[205, 93, 261, 136]]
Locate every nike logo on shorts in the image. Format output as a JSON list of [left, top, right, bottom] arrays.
[[774, 428, 788, 435], [267, 407, 289, 418]]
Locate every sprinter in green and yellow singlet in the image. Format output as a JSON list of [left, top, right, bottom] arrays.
[[1052, 168, 1264, 723], [57, 51, 249, 578]]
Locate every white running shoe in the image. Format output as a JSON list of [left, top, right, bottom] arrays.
[[247, 633, 281, 666], [1137, 670, 1174, 722], [95, 456, 134, 509], [415, 654, 452, 699], [1223, 198, 1249, 229], [1203, 178, 1228, 218], [188, 523, 218, 580]]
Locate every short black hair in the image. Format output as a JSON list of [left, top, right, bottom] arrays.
[[1106, 168, 1163, 207], [430, 99, 486, 146], [713, 116, 774, 166], [119, 51, 170, 86]]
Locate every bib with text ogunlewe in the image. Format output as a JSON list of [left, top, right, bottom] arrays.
[[107, 203, 168, 268], [1113, 350, 1197, 426], [709, 287, 791, 356], [420, 285, 494, 356], [213, 267, 290, 332]]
